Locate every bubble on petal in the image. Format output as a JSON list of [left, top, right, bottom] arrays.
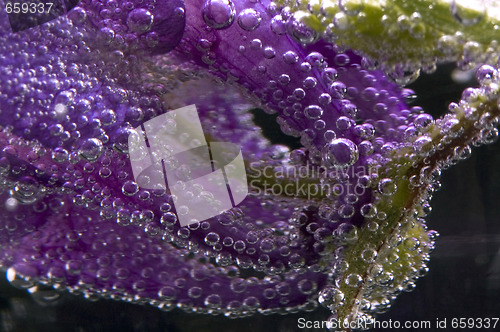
[[127, 9, 154, 33], [202, 0, 236, 29], [304, 105, 323, 119], [282, 51, 299, 64], [5, 197, 18, 211], [270, 14, 286, 35], [286, 11, 319, 44], [79, 138, 103, 162], [322, 138, 359, 168], [52, 147, 69, 163], [238, 8, 262, 31]]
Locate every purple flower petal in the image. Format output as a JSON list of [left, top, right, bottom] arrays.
[[177, 0, 418, 155], [1, 189, 327, 312], [0, 0, 438, 321]]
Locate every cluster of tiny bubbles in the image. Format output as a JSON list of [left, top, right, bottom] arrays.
[[0, 4, 338, 316], [307, 0, 500, 84], [1, 142, 337, 316], [317, 63, 500, 324], [155, 78, 367, 276], [182, 0, 407, 164], [0, 3, 188, 176], [0, 194, 331, 317], [318, 207, 437, 326], [6, 266, 66, 306], [403, 64, 500, 177], [2, 0, 498, 322]]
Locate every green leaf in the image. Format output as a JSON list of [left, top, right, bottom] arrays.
[[278, 0, 500, 83]]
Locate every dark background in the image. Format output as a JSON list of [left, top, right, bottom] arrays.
[[1, 64, 499, 331]]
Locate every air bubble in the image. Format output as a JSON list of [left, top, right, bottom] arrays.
[[230, 278, 247, 293], [282, 51, 299, 64], [202, 0, 236, 29], [29, 287, 62, 305], [270, 15, 286, 35], [377, 271, 394, 285], [336, 116, 352, 131], [160, 212, 177, 226], [361, 248, 377, 263], [286, 11, 319, 44], [263, 47, 276, 59], [276, 282, 291, 296], [345, 273, 362, 287], [52, 148, 69, 163], [260, 238, 275, 252], [100, 109, 116, 126], [188, 286, 203, 298], [263, 288, 276, 299], [451, 0, 485, 26], [126, 9, 154, 33], [158, 286, 177, 300], [366, 221, 379, 232], [278, 74, 291, 85], [404, 237, 420, 251], [333, 12, 349, 30], [339, 204, 355, 218], [378, 178, 397, 196], [476, 65, 498, 85], [79, 138, 103, 162], [437, 35, 460, 56], [322, 138, 359, 168], [329, 82, 347, 99], [318, 287, 344, 308], [414, 114, 433, 130], [388, 67, 420, 85], [314, 227, 332, 243], [5, 198, 18, 211], [13, 177, 39, 204], [242, 296, 260, 310], [293, 88, 306, 100], [333, 223, 358, 244], [304, 105, 323, 119], [298, 279, 317, 295], [55, 90, 74, 106], [339, 0, 364, 16], [205, 232, 220, 246], [303, 77, 318, 89], [238, 8, 262, 31], [122, 180, 139, 196], [358, 141, 374, 156], [360, 203, 377, 218], [413, 136, 434, 157], [250, 39, 262, 50], [318, 93, 332, 106], [306, 52, 326, 69]]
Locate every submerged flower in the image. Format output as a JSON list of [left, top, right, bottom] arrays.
[[0, 0, 499, 328]]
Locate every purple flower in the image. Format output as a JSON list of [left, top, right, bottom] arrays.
[[1, 0, 499, 326]]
